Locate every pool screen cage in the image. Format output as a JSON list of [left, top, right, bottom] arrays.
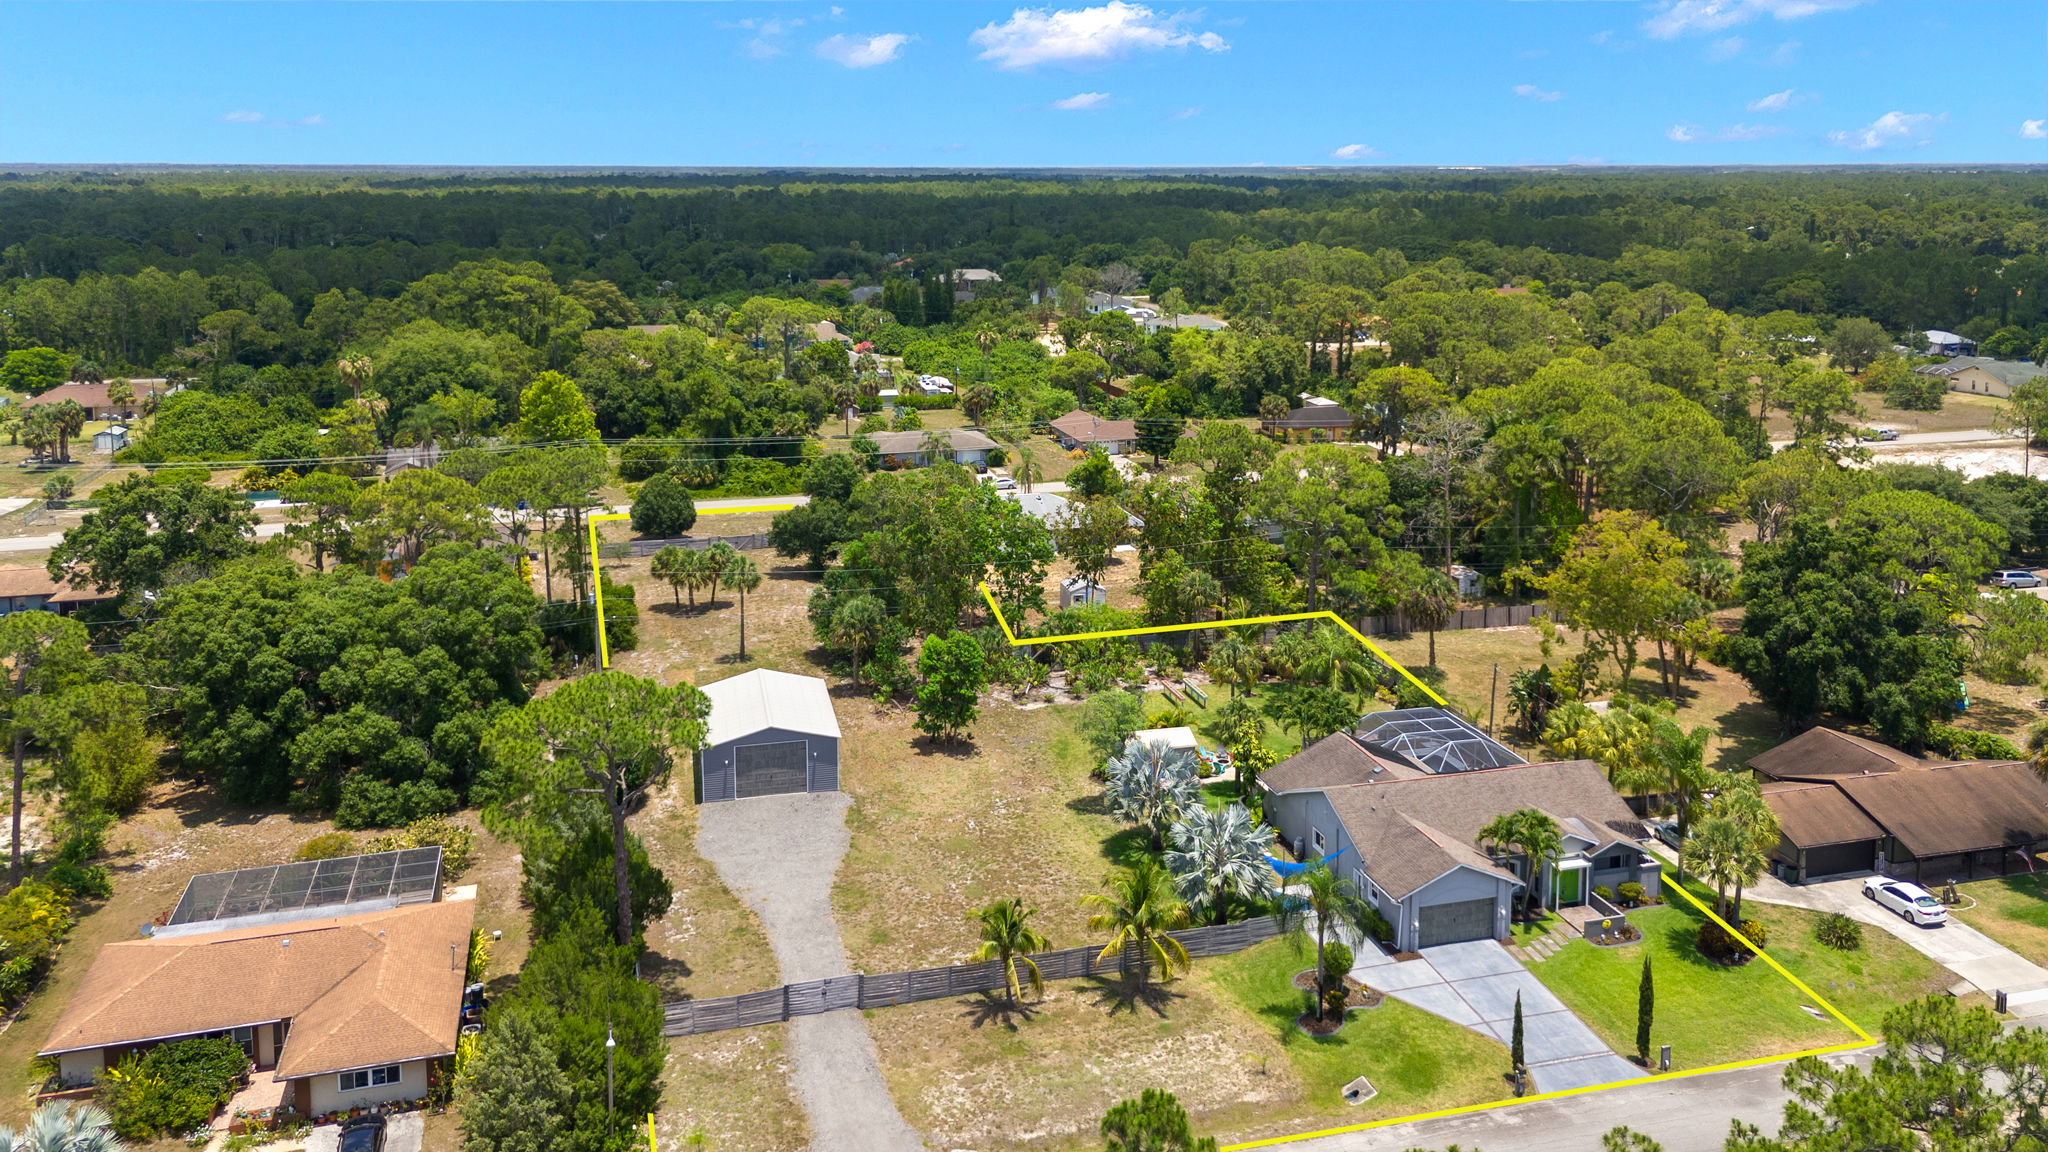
[[1352, 707, 1525, 775]]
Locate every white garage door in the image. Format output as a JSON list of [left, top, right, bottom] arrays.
[[1418, 897, 1495, 947], [734, 741, 810, 798]]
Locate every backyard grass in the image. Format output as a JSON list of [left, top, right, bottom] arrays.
[[1761, 389, 2006, 438], [1530, 881, 1946, 1070], [1953, 873, 2048, 967]]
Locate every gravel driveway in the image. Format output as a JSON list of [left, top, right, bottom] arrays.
[[696, 791, 924, 1151]]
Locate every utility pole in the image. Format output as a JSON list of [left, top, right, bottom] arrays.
[[606, 1025, 617, 1123], [1488, 663, 1500, 736]]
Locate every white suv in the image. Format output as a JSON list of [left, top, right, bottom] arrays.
[[1863, 877, 1948, 926], [1993, 569, 2043, 589]]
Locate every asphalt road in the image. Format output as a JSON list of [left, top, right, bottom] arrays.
[[1767, 427, 2015, 451], [1259, 1051, 1866, 1152]]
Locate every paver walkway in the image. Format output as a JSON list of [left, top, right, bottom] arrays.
[[695, 792, 925, 1152], [1351, 938, 1645, 1092]]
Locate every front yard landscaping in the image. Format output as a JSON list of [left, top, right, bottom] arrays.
[[1952, 873, 2048, 967], [1530, 881, 1947, 1070]]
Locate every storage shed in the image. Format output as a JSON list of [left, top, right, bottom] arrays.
[[697, 669, 842, 802]]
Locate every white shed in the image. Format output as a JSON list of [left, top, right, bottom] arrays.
[[697, 669, 842, 802]]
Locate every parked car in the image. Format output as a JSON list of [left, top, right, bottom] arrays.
[[1646, 819, 1682, 850], [460, 981, 488, 1034], [337, 1116, 386, 1152], [1993, 569, 2044, 589], [1858, 427, 1901, 441], [988, 476, 1016, 491], [1863, 876, 1948, 926]]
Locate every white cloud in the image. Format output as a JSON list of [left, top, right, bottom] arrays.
[[1591, 29, 1615, 44], [1330, 143, 1381, 160], [1769, 40, 1801, 64], [1705, 36, 1745, 60], [729, 15, 803, 59], [2023, 120, 2048, 140], [297, 115, 326, 127], [815, 33, 911, 68], [1513, 84, 1563, 102], [1748, 87, 1797, 111], [971, 2, 1227, 70], [221, 110, 264, 123], [1827, 110, 1938, 151], [1169, 106, 1202, 120], [1051, 91, 1110, 111], [1667, 121, 1791, 143], [1644, 0, 1860, 40]]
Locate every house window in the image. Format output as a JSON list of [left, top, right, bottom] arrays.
[[1312, 828, 1326, 853], [337, 1065, 402, 1093]]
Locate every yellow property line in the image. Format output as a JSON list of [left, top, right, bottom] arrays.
[[587, 504, 796, 669], [972, 583, 1875, 1149]]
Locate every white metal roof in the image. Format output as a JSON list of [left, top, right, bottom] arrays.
[[701, 668, 842, 746], [1136, 726, 1200, 752]]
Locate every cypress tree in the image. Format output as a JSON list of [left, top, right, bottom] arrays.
[[1511, 990, 1525, 1072], [1637, 954, 1655, 1064]]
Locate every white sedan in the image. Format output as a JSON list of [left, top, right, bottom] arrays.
[[1863, 877, 1948, 926]]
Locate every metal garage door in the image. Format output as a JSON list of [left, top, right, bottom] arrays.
[[1806, 840, 1876, 880], [1418, 898, 1495, 947], [734, 741, 809, 798]]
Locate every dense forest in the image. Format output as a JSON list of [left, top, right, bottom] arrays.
[[10, 165, 2048, 837]]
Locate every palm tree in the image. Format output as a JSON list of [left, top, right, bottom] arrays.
[[1275, 862, 1379, 1021], [1682, 815, 1747, 920], [969, 898, 1050, 1008], [649, 546, 691, 605], [702, 541, 740, 605], [961, 383, 996, 427], [727, 555, 763, 658], [1478, 808, 1563, 919], [1104, 738, 1204, 852], [1701, 779, 1778, 924], [975, 324, 999, 382], [1402, 568, 1459, 668], [337, 353, 373, 402], [919, 429, 954, 466], [67, 360, 103, 385], [1164, 804, 1275, 925], [1085, 858, 1192, 989], [1203, 632, 1263, 701], [1643, 716, 1715, 879], [0, 1103, 120, 1152], [830, 594, 887, 687], [48, 401, 85, 463], [1297, 622, 1377, 706], [105, 379, 134, 418], [1008, 439, 1044, 493]]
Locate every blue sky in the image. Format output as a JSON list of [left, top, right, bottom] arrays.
[[4, 1, 2043, 167]]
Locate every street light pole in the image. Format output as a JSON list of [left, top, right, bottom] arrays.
[[605, 1025, 617, 1123]]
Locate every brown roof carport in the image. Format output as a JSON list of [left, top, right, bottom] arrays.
[[1761, 781, 1884, 882]]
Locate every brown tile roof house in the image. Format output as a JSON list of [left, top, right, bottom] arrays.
[[0, 568, 110, 617], [18, 379, 166, 421], [1749, 726, 1923, 781], [869, 428, 999, 462], [1753, 728, 2048, 883], [41, 896, 475, 1108], [1050, 409, 1138, 446]]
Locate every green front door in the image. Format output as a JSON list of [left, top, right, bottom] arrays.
[[1556, 866, 1583, 905]]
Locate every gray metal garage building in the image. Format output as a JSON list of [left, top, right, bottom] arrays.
[[698, 669, 842, 802]]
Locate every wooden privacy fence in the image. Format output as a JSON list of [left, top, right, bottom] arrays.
[[608, 533, 772, 559], [662, 915, 1286, 1037], [1350, 602, 1546, 637]]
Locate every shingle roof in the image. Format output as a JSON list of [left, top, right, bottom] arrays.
[[1050, 409, 1139, 445], [1748, 726, 1923, 781], [701, 668, 841, 746], [1833, 761, 2048, 858], [1912, 356, 2048, 388], [868, 428, 1000, 457], [1269, 405, 1355, 430], [0, 568, 105, 605], [1261, 732, 1420, 794], [41, 897, 476, 1079], [1761, 780, 1886, 848], [1320, 760, 1644, 898]]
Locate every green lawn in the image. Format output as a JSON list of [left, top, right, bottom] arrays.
[[1530, 882, 1946, 1070], [1953, 873, 2048, 967], [1510, 911, 1561, 944], [1205, 939, 1510, 1120], [1168, 682, 1309, 760]]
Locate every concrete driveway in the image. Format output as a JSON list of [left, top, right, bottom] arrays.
[[1731, 868, 2048, 1012], [695, 792, 925, 1152], [303, 1112, 422, 1152], [1352, 939, 1645, 1092]]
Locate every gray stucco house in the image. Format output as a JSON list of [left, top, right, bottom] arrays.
[[698, 669, 842, 801], [1261, 710, 1660, 952]]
